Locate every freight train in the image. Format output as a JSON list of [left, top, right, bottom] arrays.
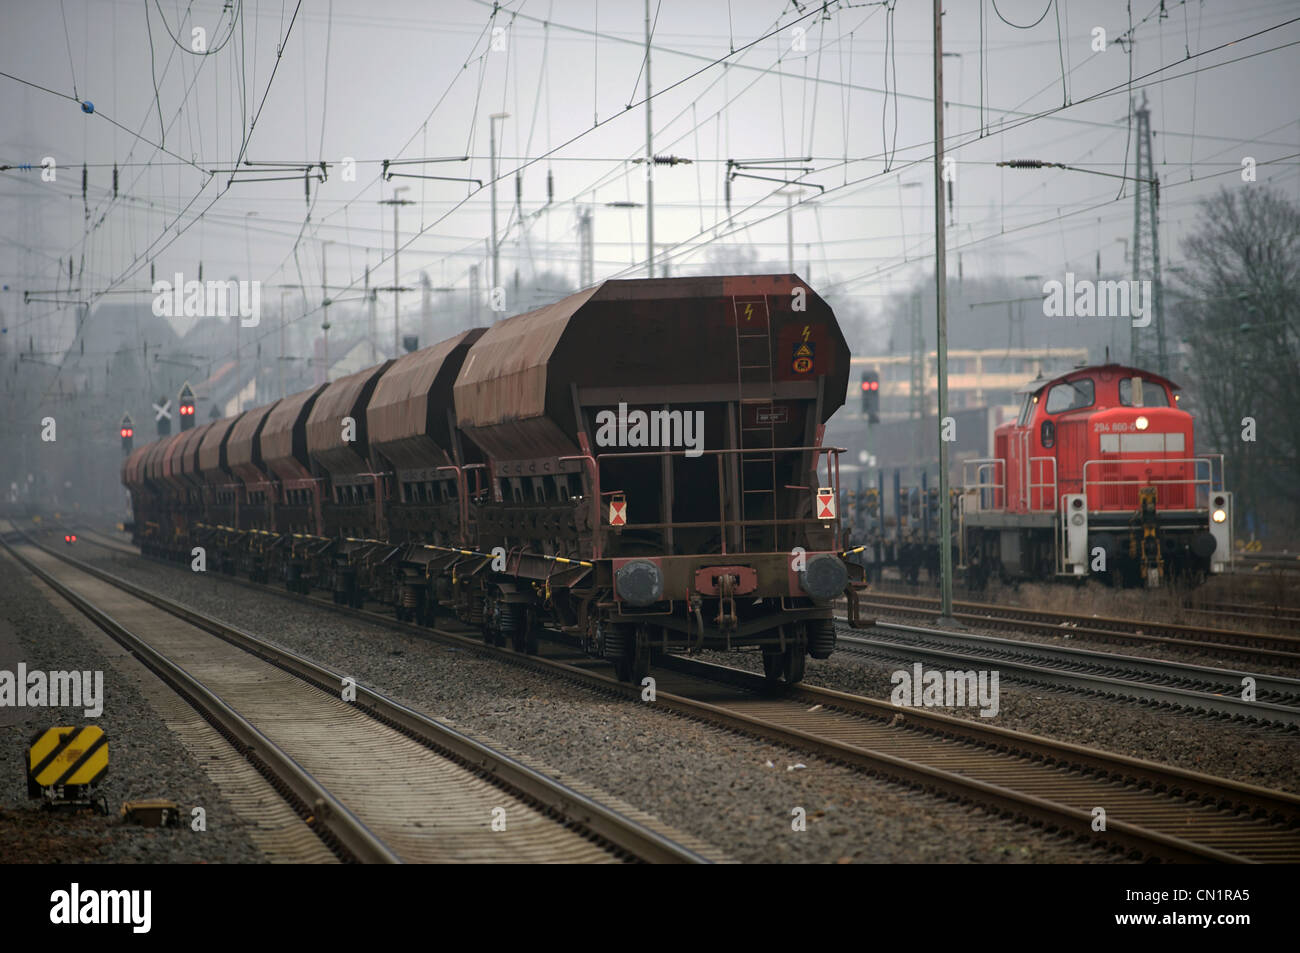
[[121, 275, 869, 684], [959, 363, 1232, 587]]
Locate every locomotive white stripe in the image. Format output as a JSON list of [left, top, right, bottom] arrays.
[[1098, 432, 1185, 454]]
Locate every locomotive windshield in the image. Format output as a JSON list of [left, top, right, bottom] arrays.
[[1044, 378, 1095, 414], [1118, 377, 1171, 407]]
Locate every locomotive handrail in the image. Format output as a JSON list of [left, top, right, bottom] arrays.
[[1028, 456, 1058, 512], [961, 458, 1005, 512], [1200, 452, 1225, 491], [1017, 429, 1030, 510]]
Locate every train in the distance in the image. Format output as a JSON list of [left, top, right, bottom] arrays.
[[959, 363, 1232, 587], [121, 275, 869, 684]]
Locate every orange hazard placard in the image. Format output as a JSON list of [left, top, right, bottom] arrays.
[[609, 499, 627, 526], [816, 487, 836, 520]]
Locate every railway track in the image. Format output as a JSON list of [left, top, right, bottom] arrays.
[[848, 591, 1300, 664], [64, 527, 1300, 862], [861, 575, 1300, 631], [2, 525, 715, 864], [1181, 603, 1300, 628], [831, 620, 1300, 728]]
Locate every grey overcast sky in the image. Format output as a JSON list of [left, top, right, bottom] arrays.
[[2, 0, 1298, 346]]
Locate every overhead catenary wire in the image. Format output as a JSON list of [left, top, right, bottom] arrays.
[[12, 0, 1300, 395]]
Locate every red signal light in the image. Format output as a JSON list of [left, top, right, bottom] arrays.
[[70, 534, 76, 542], [861, 382, 870, 392]]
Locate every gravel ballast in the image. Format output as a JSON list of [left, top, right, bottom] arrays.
[[75, 544, 1123, 863]]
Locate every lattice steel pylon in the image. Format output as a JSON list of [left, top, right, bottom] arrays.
[[1130, 94, 1168, 376]]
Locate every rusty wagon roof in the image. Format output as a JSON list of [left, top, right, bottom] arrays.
[[453, 274, 847, 459], [226, 400, 280, 485], [367, 329, 485, 473], [306, 361, 394, 477], [197, 413, 245, 483], [144, 432, 184, 483], [164, 422, 213, 489], [261, 383, 327, 482], [454, 285, 600, 434], [178, 422, 214, 484]]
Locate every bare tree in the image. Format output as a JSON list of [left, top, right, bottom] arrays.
[[1176, 187, 1300, 538]]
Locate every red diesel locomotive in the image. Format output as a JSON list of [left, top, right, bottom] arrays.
[[959, 363, 1232, 587], [122, 275, 868, 684]]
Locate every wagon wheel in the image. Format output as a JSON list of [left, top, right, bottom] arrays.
[[481, 591, 498, 646], [510, 607, 528, 654], [604, 623, 633, 681], [783, 622, 808, 685], [522, 606, 541, 656], [628, 623, 652, 685], [783, 644, 807, 685], [762, 649, 785, 682]]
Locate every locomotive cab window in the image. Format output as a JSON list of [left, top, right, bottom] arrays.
[[1016, 393, 1035, 427], [1118, 377, 1170, 407], [1044, 378, 1095, 414]]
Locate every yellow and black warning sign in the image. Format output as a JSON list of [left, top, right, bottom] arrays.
[[792, 340, 815, 374], [26, 726, 108, 793]]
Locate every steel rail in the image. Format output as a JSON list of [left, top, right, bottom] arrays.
[[847, 592, 1300, 661], [833, 621, 1300, 727]]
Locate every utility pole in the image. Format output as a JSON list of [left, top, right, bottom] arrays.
[[378, 188, 413, 357], [279, 288, 288, 400], [644, 0, 654, 279], [489, 113, 510, 296], [933, 0, 954, 622], [469, 263, 480, 326], [786, 195, 794, 272], [910, 291, 925, 421], [240, 212, 256, 414], [420, 271, 432, 350], [577, 207, 593, 287], [1131, 94, 1166, 375], [365, 259, 377, 364], [321, 240, 333, 383]]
